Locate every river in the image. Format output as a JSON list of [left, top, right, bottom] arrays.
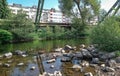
[[0, 39, 89, 53], [0, 39, 94, 76]]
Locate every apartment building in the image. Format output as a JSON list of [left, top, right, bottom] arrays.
[[8, 3, 71, 23]]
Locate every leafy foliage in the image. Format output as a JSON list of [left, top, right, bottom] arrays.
[[0, 0, 10, 19], [0, 29, 12, 44], [59, 0, 100, 22], [89, 17, 120, 52], [0, 10, 35, 41]]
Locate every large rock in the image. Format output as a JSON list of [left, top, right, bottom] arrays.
[[87, 45, 95, 51], [4, 52, 13, 58], [107, 52, 116, 59], [99, 52, 116, 61], [105, 60, 116, 67], [102, 67, 115, 72], [14, 50, 26, 55], [99, 52, 108, 61], [115, 57, 120, 63], [63, 52, 75, 59], [81, 49, 92, 59], [91, 58, 100, 64], [14, 50, 27, 57], [74, 52, 83, 59], [64, 45, 74, 50]]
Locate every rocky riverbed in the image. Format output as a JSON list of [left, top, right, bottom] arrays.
[[0, 44, 120, 76]]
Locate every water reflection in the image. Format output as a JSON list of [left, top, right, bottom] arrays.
[[0, 39, 88, 52]]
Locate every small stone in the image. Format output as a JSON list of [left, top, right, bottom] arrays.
[[50, 65, 54, 69], [84, 72, 93, 76], [61, 49, 65, 53], [80, 44, 86, 48], [30, 66, 36, 70], [4, 63, 10, 67], [22, 54, 27, 57], [7, 60, 13, 63], [101, 64, 105, 67], [17, 63, 24, 66], [81, 61, 89, 67], [72, 64, 82, 69], [47, 59, 56, 63]]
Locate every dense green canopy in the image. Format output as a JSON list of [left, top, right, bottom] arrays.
[[0, 0, 10, 19]]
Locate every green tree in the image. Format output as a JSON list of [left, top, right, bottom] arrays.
[[0, 10, 35, 41], [89, 17, 120, 52], [59, 0, 100, 38], [59, 0, 100, 25], [0, 0, 10, 19]]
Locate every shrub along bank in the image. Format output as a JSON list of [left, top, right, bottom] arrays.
[[89, 17, 120, 52]]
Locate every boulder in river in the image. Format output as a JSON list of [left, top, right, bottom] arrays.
[[61, 57, 71, 62], [91, 58, 100, 64], [74, 52, 83, 59], [81, 49, 92, 59], [47, 59, 56, 63], [115, 57, 120, 63], [4, 52, 12, 59], [64, 45, 74, 50], [30, 66, 36, 70], [14, 50, 27, 57], [102, 67, 115, 72], [3, 63, 10, 67]]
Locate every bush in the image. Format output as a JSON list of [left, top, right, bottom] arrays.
[[89, 17, 120, 52], [0, 29, 12, 44]]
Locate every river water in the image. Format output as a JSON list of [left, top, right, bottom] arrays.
[[0, 39, 95, 76], [0, 39, 89, 53]]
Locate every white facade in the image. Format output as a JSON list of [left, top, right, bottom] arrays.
[[9, 4, 37, 22], [8, 4, 71, 23]]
